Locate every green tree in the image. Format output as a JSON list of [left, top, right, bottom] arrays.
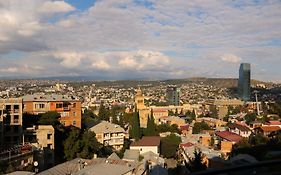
[[245, 113, 257, 125], [98, 102, 109, 121], [130, 110, 141, 140], [192, 122, 211, 134], [249, 133, 268, 146], [145, 111, 157, 136], [38, 111, 60, 126], [186, 149, 207, 172], [186, 110, 196, 123], [161, 134, 181, 158], [168, 110, 174, 116], [111, 106, 119, 124], [156, 123, 181, 134], [209, 105, 218, 118], [236, 137, 251, 148], [63, 128, 82, 160], [78, 130, 101, 159]]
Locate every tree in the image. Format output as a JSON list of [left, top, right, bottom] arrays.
[[244, 113, 257, 125], [236, 138, 251, 148], [38, 111, 60, 126], [63, 128, 82, 160], [130, 110, 141, 140], [111, 106, 119, 124], [192, 122, 211, 134], [249, 133, 268, 146], [186, 149, 207, 172], [98, 102, 109, 121], [156, 123, 181, 134], [78, 130, 101, 159], [161, 134, 181, 158], [209, 105, 218, 119], [63, 128, 105, 160], [145, 111, 157, 136], [186, 110, 196, 123]]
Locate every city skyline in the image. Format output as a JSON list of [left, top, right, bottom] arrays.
[[0, 0, 281, 82]]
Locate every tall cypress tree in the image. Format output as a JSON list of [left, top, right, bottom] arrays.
[[145, 110, 157, 136], [131, 109, 141, 140], [98, 102, 109, 121]]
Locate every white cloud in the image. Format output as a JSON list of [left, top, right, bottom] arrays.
[[221, 54, 241, 63], [0, 67, 18, 73], [53, 52, 83, 68], [39, 1, 75, 13], [92, 60, 110, 70], [118, 50, 170, 70]]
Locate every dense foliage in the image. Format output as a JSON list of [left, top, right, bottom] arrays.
[[161, 134, 181, 158], [192, 122, 211, 134]]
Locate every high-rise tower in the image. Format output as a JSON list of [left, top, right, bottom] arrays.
[[166, 85, 180, 106], [238, 63, 251, 101]]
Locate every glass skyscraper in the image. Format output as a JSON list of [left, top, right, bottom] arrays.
[[238, 63, 251, 101]]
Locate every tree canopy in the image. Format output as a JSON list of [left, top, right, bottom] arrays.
[[130, 110, 141, 140], [192, 122, 211, 134], [38, 111, 61, 126], [186, 149, 207, 172], [160, 134, 181, 158], [144, 112, 157, 136]]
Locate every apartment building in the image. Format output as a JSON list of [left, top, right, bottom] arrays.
[[24, 125, 55, 170], [23, 94, 82, 128], [0, 98, 23, 147], [89, 121, 127, 150]]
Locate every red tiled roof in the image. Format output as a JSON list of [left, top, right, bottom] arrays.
[[259, 126, 281, 132], [180, 142, 194, 148], [180, 125, 189, 131], [215, 131, 242, 143], [131, 136, 161, 147], [266, 121, 281, 125]]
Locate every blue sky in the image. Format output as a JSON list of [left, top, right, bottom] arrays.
[[0, 0, 281, 82]]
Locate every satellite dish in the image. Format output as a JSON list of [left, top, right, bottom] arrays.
[[33, 161, 38, 167]]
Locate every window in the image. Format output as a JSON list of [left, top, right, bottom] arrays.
[[47, 144, 52, 149], [14, 115, 19, 123], [47, 134, 52, 140], [35, 103, 45, 109], [60, 112, 69, 117], [73, 120, 76, 126], [73, 112, 76, 117], [72, 103, 76, 108], [56, 103, 63, 108]]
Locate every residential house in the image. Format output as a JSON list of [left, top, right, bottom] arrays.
[[228, 122, 251, 137], [254, 126, 281, 137], [215, 131, 243, 153], [130, 136, 161, 155], [89, 121, 127, 150]]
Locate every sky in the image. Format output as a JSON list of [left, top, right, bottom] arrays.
[[0, 0, 281, 81]]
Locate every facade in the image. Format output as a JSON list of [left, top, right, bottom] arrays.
[[228, 122, 251, 137], [89, 121, 127, 150], [0, 98, 23, 147], [24, 125, 55, 170], [130, 136, 161, 155], [238, 63, 251, 101], [166, 86, 180, 106], [23, 94, 82, 128]]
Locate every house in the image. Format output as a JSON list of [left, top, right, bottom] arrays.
[[89, 121, 127, 150], [122, 149, 140, 162], [215, 131, 243, 153], [158, 116, 186, 127], [228, 122, 251, 137], [130, 136, 161, 155], [254, 126, 281, 137]]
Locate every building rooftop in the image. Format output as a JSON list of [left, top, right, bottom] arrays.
[[131, 136, 161, 147], [215, 131, 242, 143], [228, 123, 251, 132], [258, 126, 281, 132], [123, 149, 140, 162], [22, 94, 79, 102], [89, 121, 125, 134]]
